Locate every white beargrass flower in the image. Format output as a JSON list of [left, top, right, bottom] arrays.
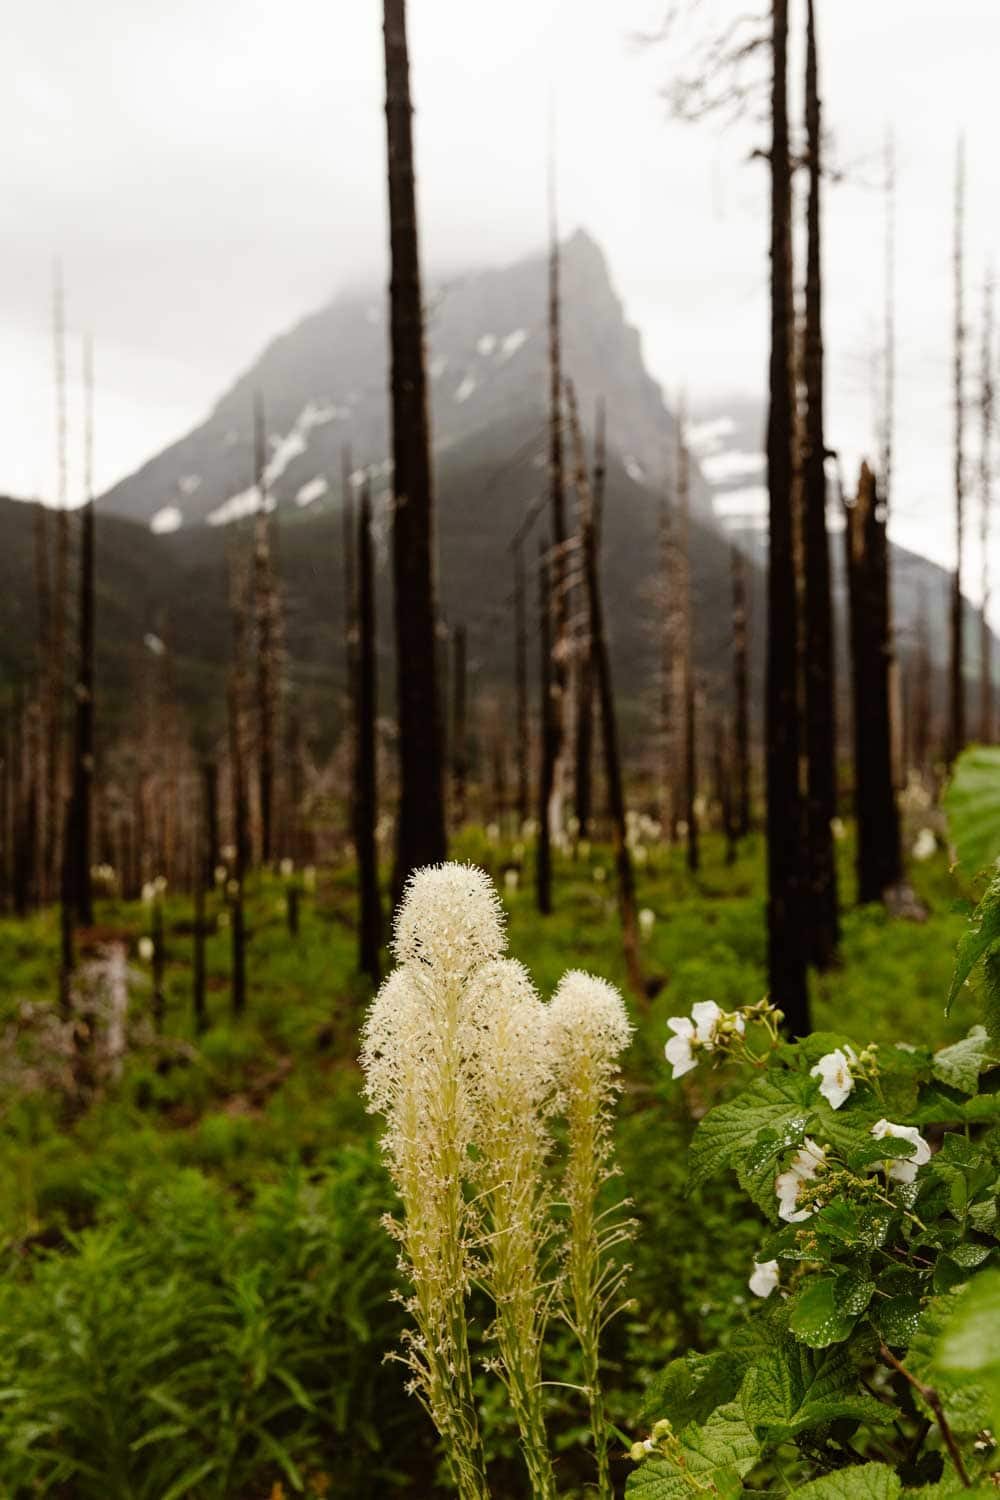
[[912, 827, 936, 861], [360, 865, 497, 1500], [775, 1137, 827, 1222], [504, 867, 520, 894], [870, 1119, 931, 1183], [138, 936, 154, 962], [466, 958, 557, 1498], [392, 861, 504, 980], [638, 907, 655, 938], [810, 1045, 857, 1109], [748, 1259, 780, 1298], [546, 971, 633, 1500]]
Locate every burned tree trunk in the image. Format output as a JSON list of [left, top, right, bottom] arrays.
[[677, 408, 699, 874], [356, 480, 382, 984], [228, 674, 248, 1018], [801, 0, 838, 969], [844, 463, 902, 904], [193, 760, 212, 1034], [566, 380, 643, 999], [574, 397, 604, 836], [544, 184, 569, 850], [72, 494, 96, 928], [514, 537, 530, 828], [660, 496, 678, 839], [950, 136, 967, 762], [47, 266, 70, 904], [536, 540, 555, 915], [383, 0, 447, 892], [451, 623, 468, 828], [253, 394, 277, 866], [765, 0, 809, 1032], [731, 544, 751, 836], [979, 269, 994, 744]]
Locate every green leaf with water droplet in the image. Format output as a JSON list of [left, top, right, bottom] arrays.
[[788, 1277, 859, 1349]]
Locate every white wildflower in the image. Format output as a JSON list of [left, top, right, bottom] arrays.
[[748, 1259, 780, 1298], [504, 867, 520, 893], [638, 907, 655, 938], [664, 1016, 697, 1078], [691, 1000, 723, 1047], [775, 1137, 827, 1222], [279, 856, 294, 878], [810, 1045, 857, 1109], [912, 828, 936, 861], [870, 1119, 931, 1183], [138, 936, 154, 962]]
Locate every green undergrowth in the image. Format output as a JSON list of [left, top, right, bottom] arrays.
[[0, 825, 987, 1498]]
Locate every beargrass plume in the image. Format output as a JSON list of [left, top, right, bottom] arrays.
[[359, 862, 633, 1498]]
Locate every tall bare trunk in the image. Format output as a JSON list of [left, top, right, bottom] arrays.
[[881, 128, 896, 512], [574, 398, 604, 835], [536, 540, 555, 914], [950, 136, 967, 762], [979, 269, 994, 743], [566, 381, 643, 998], [47, 263, 70, 903], [801, 0, 838, 968], [731, 544, 751, 836], [383, 0, 447, 893], [677, 404, 699, 873], [72, 500, 95, 927], [357, 481, 382, 983], [844, 462, 902, 903], [514, 537, 530, 828], [545, 180, 569, 848], [451, 623, 468, 827], [659, 496, 677, 838], [253, 394, 277, 865], [765, 0, 809, 1033]]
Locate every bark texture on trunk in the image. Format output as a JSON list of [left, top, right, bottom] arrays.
[[357, 481, 382, 983], [801, 0, 839, 968], [765, 0, 809, 1033], [950, 136, 967, 762], [844, 463, 902, 904], [383, 0, 447, 893], [566, 381, 643, 999]]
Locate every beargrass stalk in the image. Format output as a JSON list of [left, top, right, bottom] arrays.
[[360, 865, 502, 1500], [468, 958, 557, 1499], [547, 971, 634, 1500]]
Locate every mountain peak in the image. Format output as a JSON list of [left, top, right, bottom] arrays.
[[99, 231, 684, 530]]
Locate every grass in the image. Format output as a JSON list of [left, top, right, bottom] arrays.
[[0, 824, 983, 1498]]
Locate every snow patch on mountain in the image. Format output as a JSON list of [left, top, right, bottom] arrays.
[[150, 505, 183, 534], [454, 374, 477, 403], [295, 476, 328, 508], [499, 329, 527, 360]]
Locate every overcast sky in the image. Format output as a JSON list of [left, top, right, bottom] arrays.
[[3, 0, 998, 606]]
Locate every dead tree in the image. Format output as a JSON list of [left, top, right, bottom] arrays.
[[383, 0, 447, 892], [566, 380, 643, 999], [801, 0, 838, 969], [253, 394, 277, 865], [536, 539, 555, 915], [677, 401, 699, 873], [910, 584, 932, 774], [192, 760, 211, 1034], [356, 479, 382, 984], [574, 397, 604, 836], [228, 555, 250, 1018], [514, 536, 530, 827], [950, 136, 967, 762], [71, 341, 96, 927], [881, 127, 896, 511], [544, 171, 570, 849], [451, 623, 468, 827], [59, 795, 75, 1021], [765, 0, 809, 1032], [979, 267, 994, 744], [731, 544, 751, 836], [844, 462, 902, 903], [659, 495, 678, 839], [713, 717, 737, 867], [47, 263, 70, 902]]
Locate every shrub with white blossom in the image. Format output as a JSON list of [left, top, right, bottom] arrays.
[[629, 869, 1000, 1499]]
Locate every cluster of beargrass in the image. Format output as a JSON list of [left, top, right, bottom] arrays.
[[360, 863, 634, 1499]]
